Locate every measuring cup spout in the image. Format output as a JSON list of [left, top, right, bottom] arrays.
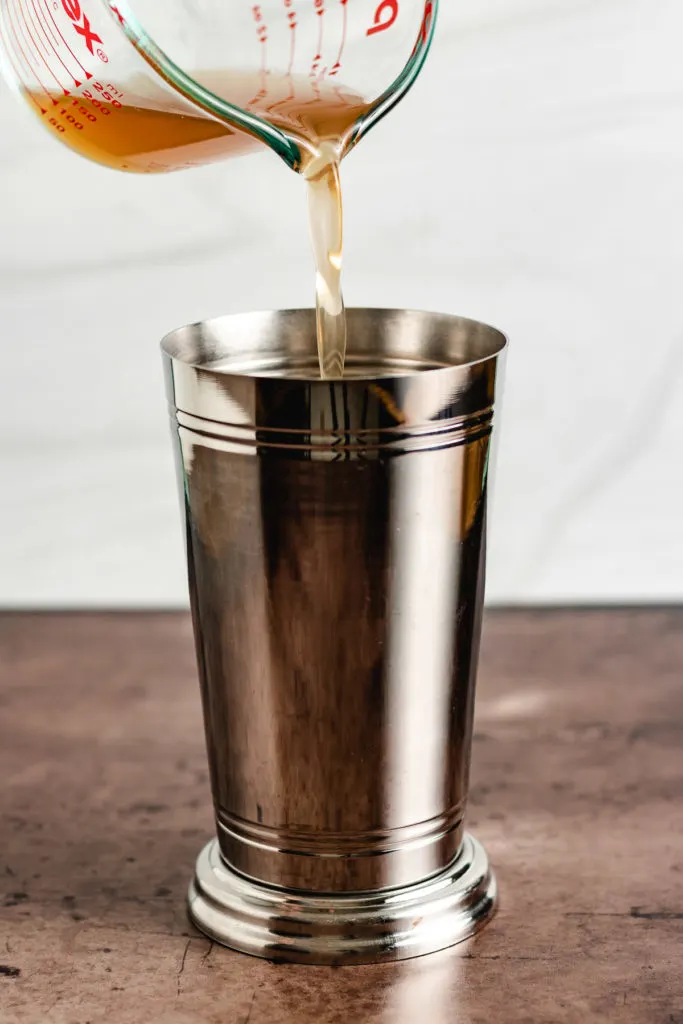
[[0, 0, 437, 173]]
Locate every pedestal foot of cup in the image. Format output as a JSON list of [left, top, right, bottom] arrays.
[[187, 832, 497, 965]]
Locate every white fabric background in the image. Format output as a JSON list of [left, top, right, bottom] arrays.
[[0, 0, 682, 606]]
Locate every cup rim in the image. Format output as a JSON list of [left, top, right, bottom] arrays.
[[160, 307, 508, 384]]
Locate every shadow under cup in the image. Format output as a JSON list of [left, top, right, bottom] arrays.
[[161, 308, 507, 965]]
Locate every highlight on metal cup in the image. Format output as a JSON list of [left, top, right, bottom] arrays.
[[161, 308, 507, 965]]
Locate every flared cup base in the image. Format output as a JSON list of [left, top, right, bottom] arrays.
[[187, 832, 497, 966]]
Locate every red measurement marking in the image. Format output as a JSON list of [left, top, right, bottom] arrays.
[[37, 0, 58, 43], [252, 2, 268, 74], [310, 0, 324, 76], [30, 0, 80, 85], [246, 85, 267, 109], [0, 13, 47, 110], [246, 47, 268, 111], [15, 0, 67, 91], [27, 0, 54, 53], [41, 0, 89, 77], [109, 4, 125, 25], [4, 0, 56, 97], [21, 0, 57, 65], [300, 75, 321, 106], [282, 0, 296, 75], [329, 0, 347, 75], [266, 73, 295, 113], [366, 0, 398, 36]]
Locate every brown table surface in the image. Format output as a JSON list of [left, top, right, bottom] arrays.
[[1, 610, 682, 1023]]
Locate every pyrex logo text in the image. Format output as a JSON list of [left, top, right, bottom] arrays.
[[61, 0, 102, 55]]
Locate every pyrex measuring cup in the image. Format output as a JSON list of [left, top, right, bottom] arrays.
[[0, 0, 436, 173]]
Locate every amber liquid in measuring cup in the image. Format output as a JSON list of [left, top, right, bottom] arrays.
[[29, 71, 370, 378]]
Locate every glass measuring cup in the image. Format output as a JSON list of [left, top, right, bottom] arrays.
[[0, 0, 436, 173]]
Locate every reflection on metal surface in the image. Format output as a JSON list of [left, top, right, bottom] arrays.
[[384, 944, 462, 1023], [162, 308, 507, 963], [189, 834, 496, 965]]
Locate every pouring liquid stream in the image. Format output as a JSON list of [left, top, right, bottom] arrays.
[[303, 143, 346, 379], [26, 70, 360, 378]]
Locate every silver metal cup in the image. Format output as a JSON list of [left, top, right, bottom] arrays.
[[161, 308, 507, 965]]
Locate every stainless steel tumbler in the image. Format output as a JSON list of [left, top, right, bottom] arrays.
[[161, 308, 507, 965]]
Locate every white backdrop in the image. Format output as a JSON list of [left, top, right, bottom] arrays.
[[1, 0, 682, 607]]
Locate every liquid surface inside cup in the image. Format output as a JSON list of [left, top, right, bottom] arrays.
[[203, 352, 451, 379]]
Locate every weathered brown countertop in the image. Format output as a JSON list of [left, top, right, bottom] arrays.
[[1, 610, 682, 1023]]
